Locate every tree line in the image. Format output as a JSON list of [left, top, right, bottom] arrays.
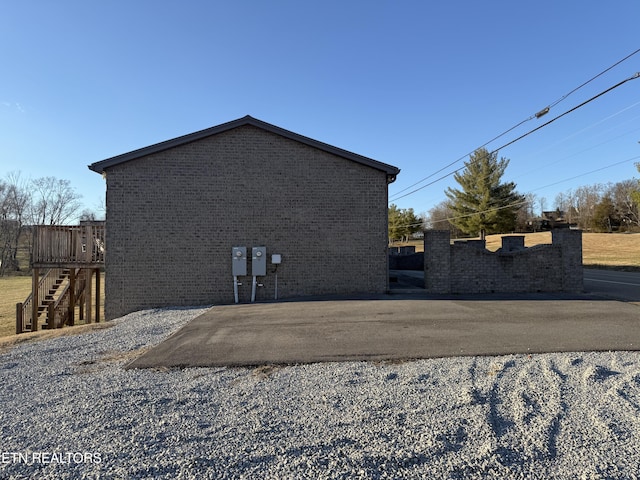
[[0, 172, 96, 275], [390, 148, 640, 241]]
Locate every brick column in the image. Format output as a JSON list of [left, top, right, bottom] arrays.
[[424, 230, 451, 293], [552, 229, 583, 293], [501, 235, 525, 252]]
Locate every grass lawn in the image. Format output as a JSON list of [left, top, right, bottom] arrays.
[[581, 232, 640, 269], [0, 276, 32, 338]]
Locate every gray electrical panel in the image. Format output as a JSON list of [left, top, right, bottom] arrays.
[[232, 247, 247, 276], [252, 246, 267, 276]]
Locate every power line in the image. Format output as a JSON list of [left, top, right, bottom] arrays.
[[390, 48, 640, 200], [511, 100, 640, 174], [389, 72, 640, 203], [422, 102, 640, 197], [548, 47, 640, 110], [413, 154, 640, 230], [392, 199, 530, 230], [388, 118, 535, 199], [512, 122, 640, 183], [491, 73, 640, 152], [426, 199, 530, 227], [529, 154, 640, 193]]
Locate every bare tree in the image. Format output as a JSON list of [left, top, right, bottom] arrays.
[[606, 180, 640, 230], [572, 184, 604, 230], [0, 172, 31, 274], [78, 209, 98, 222], [554, 191, 569, 218], [29, 176, 82, 225], [426, 200, 464, 237], [538, 196, 547, 215], [515, 193, 538, 231]]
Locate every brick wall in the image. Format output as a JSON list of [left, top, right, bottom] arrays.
[[388, 252, 424, 270], [424, 230, 451, 293], [103, 125, 390, 319], [424, 229, 583, 294]]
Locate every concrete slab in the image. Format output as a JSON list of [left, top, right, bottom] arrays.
[[128, 293, 640, 368]]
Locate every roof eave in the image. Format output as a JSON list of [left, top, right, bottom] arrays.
[[88, 115, 401, 178]]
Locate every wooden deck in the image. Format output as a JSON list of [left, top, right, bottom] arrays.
[[32, 223, 105, 268], [16, 223, 105, 334]]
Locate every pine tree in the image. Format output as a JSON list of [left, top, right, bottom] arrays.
[[445, 148, 524, 238], [388, 204, 422, 243]]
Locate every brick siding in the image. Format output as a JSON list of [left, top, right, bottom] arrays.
[[103, 125, 390, 319]]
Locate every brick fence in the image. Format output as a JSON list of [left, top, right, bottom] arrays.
[[424, 229, 583, 294]]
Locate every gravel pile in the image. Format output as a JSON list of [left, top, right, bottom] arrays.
[[1, 306, 640, 479]]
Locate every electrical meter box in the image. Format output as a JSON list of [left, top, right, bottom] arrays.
[[252, 246, 267, 276], [232, 247, 247, 276]]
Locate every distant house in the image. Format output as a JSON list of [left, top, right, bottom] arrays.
[[89, 116, 400, 319], [527, 210, 573, 231]]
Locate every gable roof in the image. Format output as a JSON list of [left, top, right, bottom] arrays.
[[88, 115, 400, 182]]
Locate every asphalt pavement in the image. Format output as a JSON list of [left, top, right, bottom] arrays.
[[584, 268, 640, 302], [129, 273, 640, 368]]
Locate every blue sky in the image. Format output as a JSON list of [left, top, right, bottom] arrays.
[[1, 1, 639, 220]]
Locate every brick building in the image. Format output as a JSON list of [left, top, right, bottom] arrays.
[[89, 116, 400, 319]]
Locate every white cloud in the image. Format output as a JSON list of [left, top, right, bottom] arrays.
[[1, 101, 27, 112]]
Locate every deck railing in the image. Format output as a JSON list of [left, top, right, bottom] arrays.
[[32, 224, 105, 266], [47, 268, 89, 329]]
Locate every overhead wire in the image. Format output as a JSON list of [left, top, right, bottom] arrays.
[[528, 154, 640, 193], [389, 48, 640, 201], [547, 47, 640, 109], [512, 123, 640, 183], [389, 72, 640, 203], [510, 99, 640, 175], [413, 100, 640, 200], [394, 153, 640, 230]]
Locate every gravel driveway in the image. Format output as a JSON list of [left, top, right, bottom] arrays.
[[1, 306, 640, 479]]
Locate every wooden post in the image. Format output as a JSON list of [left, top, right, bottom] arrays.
[[16, 303, 23, 334], [32, 267, 39, 332], [67, 269, 75, 326], [95, 268, 101, 323], [47, 303, 55, 329], [85, 268, 93, 324], [79, 275, 85, 321]]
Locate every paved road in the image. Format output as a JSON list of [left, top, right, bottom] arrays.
[[584, 268, 640, 302], [391, 269, 640, 303]]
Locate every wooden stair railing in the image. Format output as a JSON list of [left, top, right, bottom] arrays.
[[16, 268, 70, 333], [16, 268, 99, 333], [47, 269, 90, 329]]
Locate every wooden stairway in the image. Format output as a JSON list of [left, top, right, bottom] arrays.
[[37, 269, 70, 323], [16, 268, 97, 333]]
